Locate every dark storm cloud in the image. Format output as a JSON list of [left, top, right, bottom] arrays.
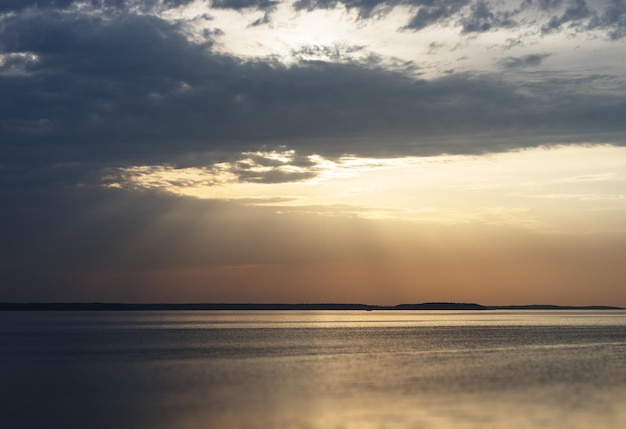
[[0, 3, 625, 186], [2, 6, 626, 176], [1, 11, 221, 166]]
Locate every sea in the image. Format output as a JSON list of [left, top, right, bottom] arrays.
[[1, 310, 625, 429]]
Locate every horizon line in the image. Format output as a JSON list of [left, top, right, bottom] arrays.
[[0, 302, 623, 311]]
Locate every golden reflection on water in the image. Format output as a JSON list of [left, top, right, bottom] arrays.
[[126, 309, 626, 329], [1, 310, 625, 429]]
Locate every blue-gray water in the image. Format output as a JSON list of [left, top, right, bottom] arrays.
[[1, 310, 625, 429]]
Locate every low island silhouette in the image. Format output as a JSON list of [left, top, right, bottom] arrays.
[[0, 302, 622, 311]]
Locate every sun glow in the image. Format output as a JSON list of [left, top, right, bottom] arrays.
[[107, 144, 626, 233]]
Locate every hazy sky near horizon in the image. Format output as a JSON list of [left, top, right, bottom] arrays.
[[2, 0, 626, 305]]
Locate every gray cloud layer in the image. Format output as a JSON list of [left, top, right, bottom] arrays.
[[2, 6, 625, 168]]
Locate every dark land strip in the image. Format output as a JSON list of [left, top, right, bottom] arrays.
[[0, 303, 622, 311]]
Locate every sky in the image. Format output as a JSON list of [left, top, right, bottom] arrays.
[[1, 0, 626, 306]]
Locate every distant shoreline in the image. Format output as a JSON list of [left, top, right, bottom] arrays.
[[0, 302, 622, 311]]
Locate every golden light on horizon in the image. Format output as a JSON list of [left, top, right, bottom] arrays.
[[78, 143, 626, 307], [108, 144, 626, 234]]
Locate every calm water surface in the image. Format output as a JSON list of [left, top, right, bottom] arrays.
[[1, 310, 625, 429]]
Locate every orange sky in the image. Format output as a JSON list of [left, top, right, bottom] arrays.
[[9, 193, 623, 306]]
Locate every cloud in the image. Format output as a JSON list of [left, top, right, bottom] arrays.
[[249, 12, 273, 26], [459, 0, 517, 33], [524, 0, 564, 11], [0, 0, 197, 13], [2, 5, 626, 180], [290, 43, 367, 62], [499, 53, 551, 69], [588, 0, 626, 40], [541, 0, 593, 34], [0, 0, 75, 12], [105, 149, 319, 192], [289, 0, 626, 40], [292, 0, 476, 31], [212, 0, 279, 11], [402, 1, 469, 31], [292, 0, 391, 19]]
